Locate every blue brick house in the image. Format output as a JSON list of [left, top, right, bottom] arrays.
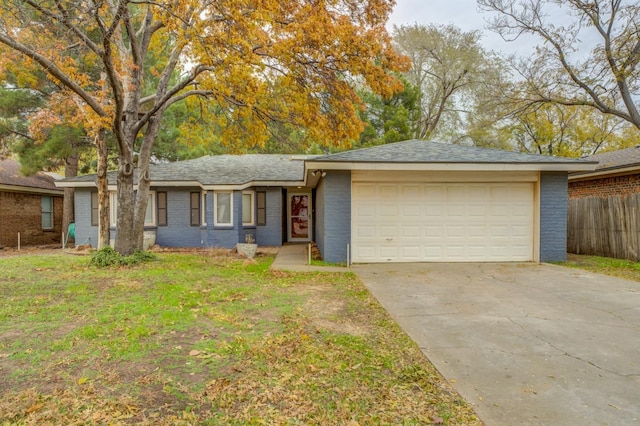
[[57, 140, 595, 263]]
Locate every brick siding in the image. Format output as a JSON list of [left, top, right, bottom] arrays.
[[0, 190, 63, 247], [569, 174, 640, 199], [540, 172, 568, 262]]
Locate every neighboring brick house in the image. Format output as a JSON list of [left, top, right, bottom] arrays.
[[0, 159, 64, 247], [568, 146, 640, 260], [569, 147, 640, 199]]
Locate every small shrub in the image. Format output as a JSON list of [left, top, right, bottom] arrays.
[[90, 246, 157, 267]]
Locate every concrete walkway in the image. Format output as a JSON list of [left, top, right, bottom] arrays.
[[270, 244, 350, 273], [352, 262, 640, 426]]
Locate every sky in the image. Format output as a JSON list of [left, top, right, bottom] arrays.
[[387, 0, 540, 56]]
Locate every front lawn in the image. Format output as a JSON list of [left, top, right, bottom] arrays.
[[0, 251, 480, 425]]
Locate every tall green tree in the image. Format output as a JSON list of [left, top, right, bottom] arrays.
[[355, 77, 421, 148]]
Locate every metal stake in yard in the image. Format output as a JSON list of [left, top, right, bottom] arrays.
[[17, 232, 20, 251]]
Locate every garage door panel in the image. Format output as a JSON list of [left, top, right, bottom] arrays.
[[352, 180, 534, 263], [378, 225, 397, 238]]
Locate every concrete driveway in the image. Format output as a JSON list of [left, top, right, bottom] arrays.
[[352, 263, 640, 426]]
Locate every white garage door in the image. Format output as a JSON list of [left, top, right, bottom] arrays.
[[352, 182, 534, 262]]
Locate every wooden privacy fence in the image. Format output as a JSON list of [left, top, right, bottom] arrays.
[[568, 194, 640, 261]]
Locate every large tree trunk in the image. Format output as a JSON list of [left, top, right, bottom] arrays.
[[96, 129, 110, 249], [114, 121, 138, 256], [132, 115, 162, 250], [62, 153, 78, 246], [115, 152, 136, 255]]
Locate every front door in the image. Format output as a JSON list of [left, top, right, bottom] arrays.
[[288, 192, 311, 242]]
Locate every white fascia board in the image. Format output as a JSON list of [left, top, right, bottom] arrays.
[[0, 184, 63, 195], [56, 179, 306, 190], [305, 161, 596, 172], [202, 181, 306, 191], [149, 180, 203, 187], [54, 180, 96, 188], [568, 165, 640, 181]]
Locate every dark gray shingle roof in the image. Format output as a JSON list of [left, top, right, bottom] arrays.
[[0, 159, 62, 191], [581, 146, 640, 172], [63, 154, 310, 186], [311, 140, 591, 164]]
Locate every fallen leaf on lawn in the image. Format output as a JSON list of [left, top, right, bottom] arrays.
[[77, 377, 89, 385], [431, 416, 444, 424], [189, 350, 201, 356], [25, 402, 43, 414]]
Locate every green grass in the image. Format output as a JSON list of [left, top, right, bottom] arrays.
[[309, 259, 348, 267], [563, 253, 640, 282], [0, 251, 480, 425]]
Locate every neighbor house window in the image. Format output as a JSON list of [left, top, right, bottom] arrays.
[[110, 191, 156, 226], [91, 192, 99, 226], [41, 196, 53, 230], [157, 192, 167, 226], [256, 191, 266, 226], [214, 191, 233, 226], [190, 192, 200, 226], [242, 191, 255, 226]]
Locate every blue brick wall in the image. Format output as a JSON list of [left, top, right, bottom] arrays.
[[317, 171, 351, 263], [315, 180, 326, 256], [155, 188, 203, 247], [254, 188, 283, 246], [540, 172, 568, 262], [75, 186, 285, 250]]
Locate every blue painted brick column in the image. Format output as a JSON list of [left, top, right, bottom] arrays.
[[540, 172, 568, 262], [319, 170, 351, 263]]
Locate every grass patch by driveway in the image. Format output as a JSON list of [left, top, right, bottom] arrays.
[[564, 253, 640, 282], [0, 251, 480, 425]]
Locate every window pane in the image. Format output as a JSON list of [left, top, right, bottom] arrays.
[[217, 192, 231, 224], [145, 193, 154, 225], [41, 196, 53, 229], [242, 193, 252, 224]]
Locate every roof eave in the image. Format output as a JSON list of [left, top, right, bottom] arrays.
[[56, 179, 308, 189], [1, 183, 64, 195], [568, 164, 640, 181], [305, 161, 597, 172]]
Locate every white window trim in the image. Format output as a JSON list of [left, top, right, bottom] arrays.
[[214, 191, 233, 227], [41, 195, 53, 230], [201, 192, 207, 226], [242, 191, 255, 226], [109, 191, 156, 226], [109, 191, 117, 226]]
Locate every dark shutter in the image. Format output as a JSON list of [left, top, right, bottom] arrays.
[[257, 191, 266, 226], [190, 192, 200, 226], [157, 192, 167, 226]]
